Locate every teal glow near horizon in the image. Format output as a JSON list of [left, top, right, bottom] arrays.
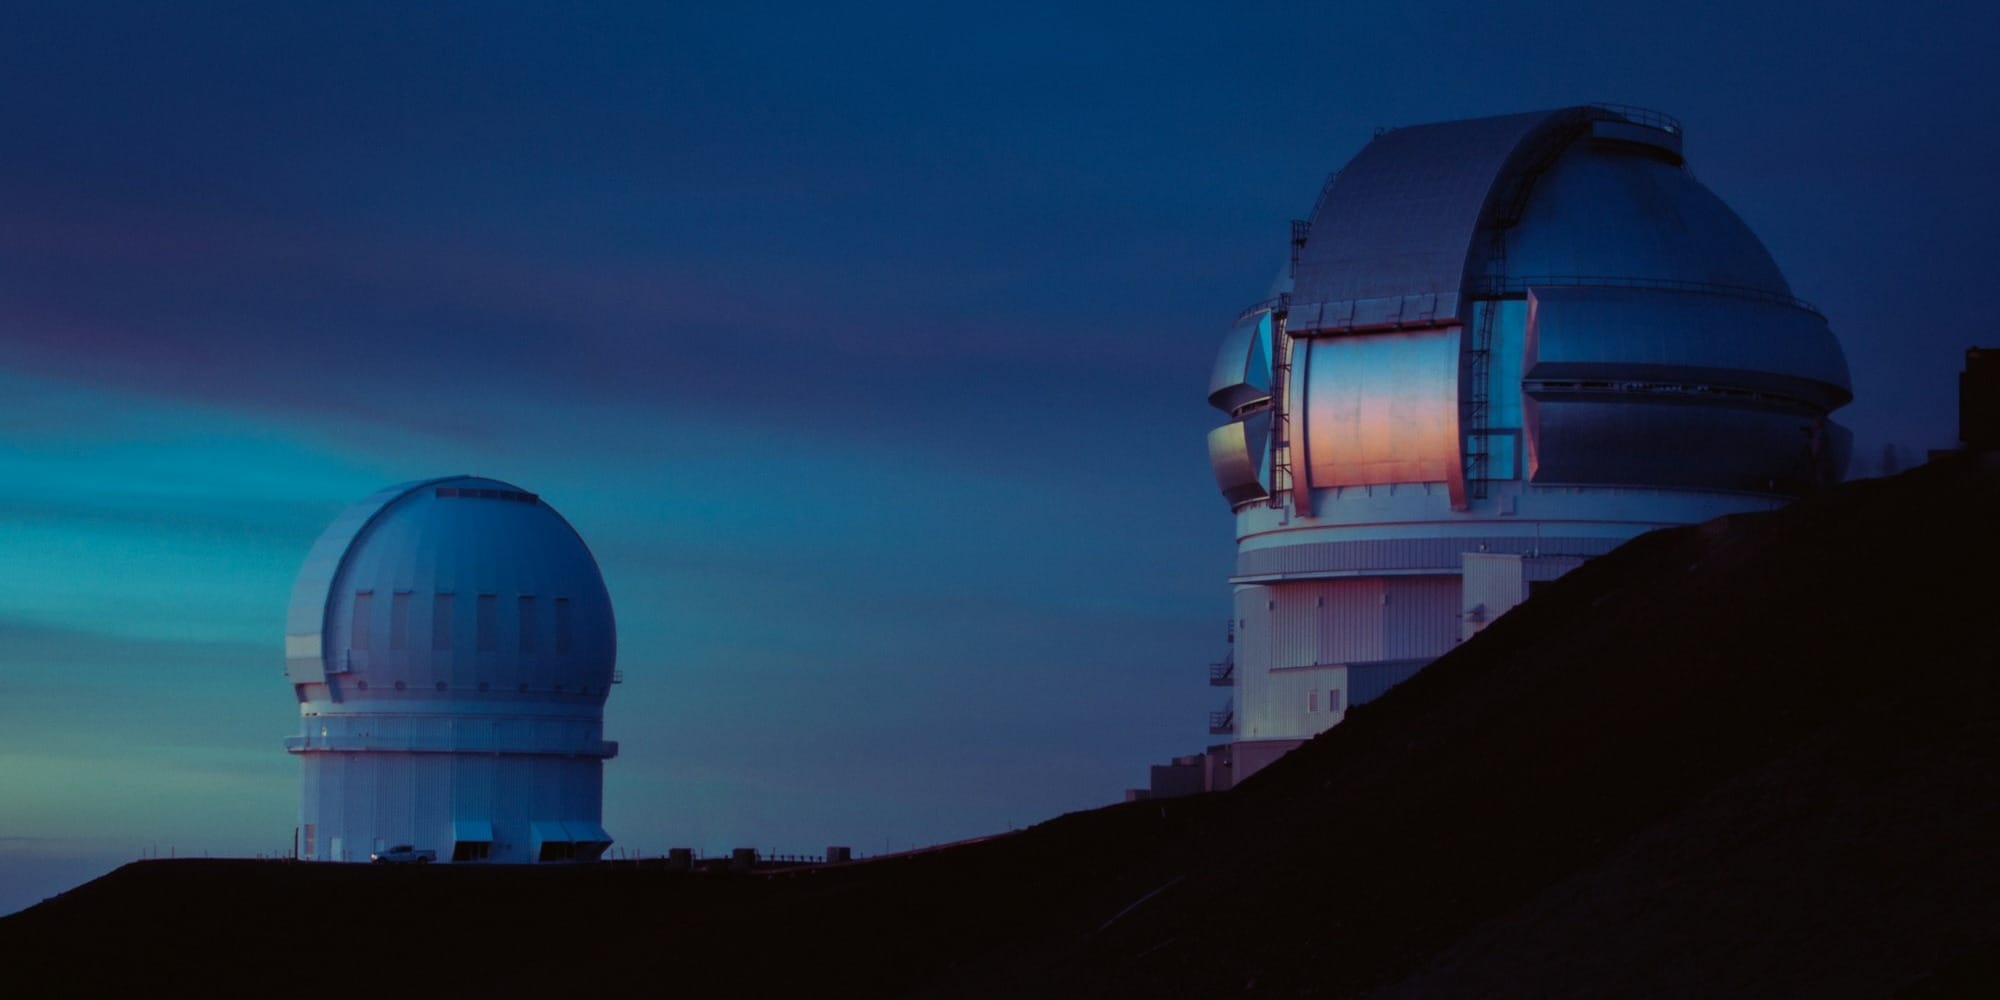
[[0, 373, 383, 642], [0, 363, 1221, 912]]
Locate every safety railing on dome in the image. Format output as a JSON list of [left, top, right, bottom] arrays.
[[1208, 655, 1235, 687], [1474, 274, 1821, 316], [1208, 702, 1235, 736], [1589, 103, 1683, 135]]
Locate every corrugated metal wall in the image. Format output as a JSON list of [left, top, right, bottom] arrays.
[[301, 752, 606, 863], [1260, 665, 1347, 740], [1260, 575, 1458, 667], [1267, 578, 1393, 667], [1382, 576, 1461, 659], [1238, 574, 1459, 741], [1234, 585, 1271, 673], [1462, 553, 1525, 641]]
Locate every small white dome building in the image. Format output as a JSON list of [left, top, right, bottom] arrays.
[[284, 476, 619, 863]]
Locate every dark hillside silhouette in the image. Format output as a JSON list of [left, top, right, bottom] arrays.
[[7, 454, 1998, 997]]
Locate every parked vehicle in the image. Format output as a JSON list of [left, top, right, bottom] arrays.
[[369, 845, 436, 864]]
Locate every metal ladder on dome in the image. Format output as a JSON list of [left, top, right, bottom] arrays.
[[1267, 312, 1295, 510], [1266, 216, 1317, 510], [1465, 246, 1501, 504], [1463, 114, 1599, 506], [1271, 172, 1342, 512]]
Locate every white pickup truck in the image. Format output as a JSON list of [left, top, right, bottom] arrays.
[[369, 844, 436, 864]]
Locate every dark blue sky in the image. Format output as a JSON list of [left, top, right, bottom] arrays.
[[1, 0, 1992, 912]]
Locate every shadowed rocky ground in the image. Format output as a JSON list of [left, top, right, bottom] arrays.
[[7, 454, 1998, 997]]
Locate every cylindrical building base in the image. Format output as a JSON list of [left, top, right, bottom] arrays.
[[296, 750, 610, 863]]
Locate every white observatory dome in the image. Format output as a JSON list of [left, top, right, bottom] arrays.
[[285, 476, 615, 705], [1199, 106, 1854, 787], [285, 476, 619, 864]]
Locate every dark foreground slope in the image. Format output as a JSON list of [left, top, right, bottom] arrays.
[[1002, 452, 2000, 999], [6, 456, 1999, 997]]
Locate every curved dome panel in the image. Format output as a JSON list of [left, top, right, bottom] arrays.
[[286, 476, 616, 705], [1525, 397, 1841, 493], [1504, 145, 1793, 294], [284, 477, 452, 685], [1209, 309, 1274, 414], [1208, 411, 1272, 508], [1523, 286, 1851, 409], [1288, 110, 1558, 335]]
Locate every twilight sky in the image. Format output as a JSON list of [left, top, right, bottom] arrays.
[[2, 0, 1993, 913]]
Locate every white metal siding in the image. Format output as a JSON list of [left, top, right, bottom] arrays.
[[1261, 665, 1347, 739], [302, 752, 608, 863], [1240, 575, 1464, 740], [1462, 553, 1526, 641], [1382, 576, 1460, 660]]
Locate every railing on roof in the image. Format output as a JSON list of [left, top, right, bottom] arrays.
[[1520, 377, 1826, 412], [1305, 169, 1341, 226], [1208, 702, 1235, 736], [1236, 296, 1285, 321], [1238, 294, 1290, 321], [1590, 103, 1682, 135], [1474, 274, 1821, 317], [1285, 169, 1343, 277]]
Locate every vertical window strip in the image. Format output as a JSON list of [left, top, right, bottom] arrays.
[[433, 594, 454, 651], [351, 592, 373, 650], [477, 595, 497, 653], [555, 598, 572, 655], [390, 592, 411, 651], [519, 595, 538, 653]]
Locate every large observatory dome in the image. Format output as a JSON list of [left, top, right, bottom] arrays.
[[285, 476, 619, 864], [284, 476, 616, 705], [1199, 105, 1854, 787]]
